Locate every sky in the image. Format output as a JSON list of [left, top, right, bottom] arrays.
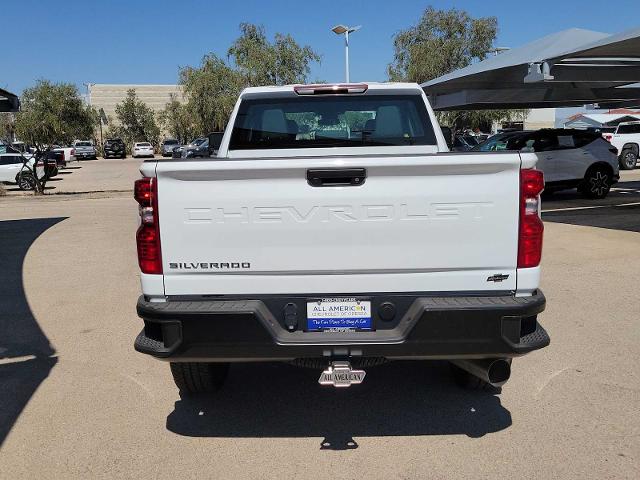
[[3, 0, 640, 96]]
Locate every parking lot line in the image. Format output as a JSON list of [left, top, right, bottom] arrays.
[[542, 202, 640, 213]]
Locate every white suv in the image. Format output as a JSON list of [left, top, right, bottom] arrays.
[[0, 147, 42, 190], [607, 121, 640, 170], [475, 129, 619, 199]]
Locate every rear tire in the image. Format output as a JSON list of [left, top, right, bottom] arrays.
[[580, 166, 612, 199], [619, 148, 637, 170], [170, 362, 229, 394]]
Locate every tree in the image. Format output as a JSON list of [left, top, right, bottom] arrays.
[[14, 80, 95, 146], [0, 113, 16, 142], [228, 23, 321, 86], [107, 89, 160, 148], [9, 80, 96, 193], [158, 94, 197, 145], [179, 23, 321, 133], [180, 54, 244, 133], [388, 7, 526, 131]]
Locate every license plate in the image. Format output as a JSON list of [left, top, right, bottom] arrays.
[[307, 298, 372, 331]]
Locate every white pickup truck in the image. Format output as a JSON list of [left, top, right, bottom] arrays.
[[606, 121, 640, 170], [134, 82, 549, 393]]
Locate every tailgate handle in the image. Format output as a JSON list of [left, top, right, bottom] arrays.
[[307, 168, 366, 187]]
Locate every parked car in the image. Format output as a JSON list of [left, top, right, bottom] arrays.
[[73, 140, 97, 160], [181, 137, 209, 158], [103, 138, 126, 159], [605, 121, 640, 170], [474, 128, 619, 198], [0, 148, 46, 190], [161, 139, 180, 157], [451, 134, 480, 151], [52, 145, 76, 163], [134, 82, 549, 394], [132, 142, 154, 158]]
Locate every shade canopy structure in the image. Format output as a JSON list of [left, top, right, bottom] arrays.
[[0, 87, 19, 112], [422, 27, 640, 110]]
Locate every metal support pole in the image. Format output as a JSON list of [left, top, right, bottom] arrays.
[[345, 30, 350, 83]]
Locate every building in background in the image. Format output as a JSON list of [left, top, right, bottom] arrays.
[[497, 108, 556, 132], [86, 84, 184, 123], [563, 109, 640, 130]]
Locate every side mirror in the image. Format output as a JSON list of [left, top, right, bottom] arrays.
[[440, 126, 454, 149], [207, 132, 224, 156]]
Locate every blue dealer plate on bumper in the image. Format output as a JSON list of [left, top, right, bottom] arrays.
[[307, 298, 372, 331]]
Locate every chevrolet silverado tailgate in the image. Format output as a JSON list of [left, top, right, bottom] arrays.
[[155, 152, 521, 295]]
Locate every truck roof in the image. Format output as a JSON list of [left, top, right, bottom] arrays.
[[240, 82, 423, 95]]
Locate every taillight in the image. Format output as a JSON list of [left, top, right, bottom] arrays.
[[603, 134, 612, 142], [518, 169, 544, 268], [71, 149, 75, 156], [134, 177, 162, 274]]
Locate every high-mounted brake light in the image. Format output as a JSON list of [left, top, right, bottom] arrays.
[[518, 169, 544, 269], [134, 177, 162, 274], [294, 83, 368, 95]]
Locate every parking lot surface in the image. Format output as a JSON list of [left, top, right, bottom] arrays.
[[0, 165, 638, 479]]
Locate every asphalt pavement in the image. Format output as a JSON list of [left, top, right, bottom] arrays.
[[0, 167, 638, 479]]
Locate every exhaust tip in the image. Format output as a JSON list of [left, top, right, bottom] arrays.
[[487, 359, 511, 386]]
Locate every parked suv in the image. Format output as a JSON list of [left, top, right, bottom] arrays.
[[103, 138, 126, 159], [0, 146, 46, 190], [73, 140, 97, 160], [474, 128, 619, 199], [607, 121, 640, 170]]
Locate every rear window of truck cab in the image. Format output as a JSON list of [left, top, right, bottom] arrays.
[[229, 92, 437, 150]]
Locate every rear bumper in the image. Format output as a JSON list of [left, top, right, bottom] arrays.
[[135, 291, 549, 361]]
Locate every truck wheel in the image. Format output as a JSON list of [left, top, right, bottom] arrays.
[[580, 166, 611, 199], [17, 172, 37, 191], [449, 363, 497, 392], [619, 149, 637, 170], [170, 362, 229, 394]]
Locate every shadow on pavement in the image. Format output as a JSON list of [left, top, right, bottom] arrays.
[[0, 218, 66, 446], [166, 361, 511, 448], [543, 180, 640, 233]]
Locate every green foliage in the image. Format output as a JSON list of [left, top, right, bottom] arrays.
[[388, 7, 497, 83], [0, 113, 16, 142], [177, 23, 320, 134], [107, 89, 160, 148], [388, 7, 526, 130], [14, 80, 95, 146], [158, 94, 198, 145], [229, 23, 321, 86], [180, 54, 244, 133]]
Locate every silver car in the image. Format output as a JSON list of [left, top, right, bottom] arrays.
[[161, 139, 180, 157]]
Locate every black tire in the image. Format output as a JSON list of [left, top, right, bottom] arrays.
[[449, 363, 498, 392], [619, 148, 637, 170], [170, 362, 229, 394], [17, 172, 37, 191], [581, 166, 612, 199]]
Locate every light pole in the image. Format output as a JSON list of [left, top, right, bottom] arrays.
[[331, 24, 361, 83]]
